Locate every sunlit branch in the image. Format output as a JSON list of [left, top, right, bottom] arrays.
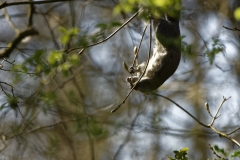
[[2, 8, 19, 33], [111, 20, 151, 113], [209, 96, 231, 126], [65, 9, 143, 54], [153, 93, 209, 127], [154, 93, 240, 147]]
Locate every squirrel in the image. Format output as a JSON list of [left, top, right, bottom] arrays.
[[127, 13, 181, 93]]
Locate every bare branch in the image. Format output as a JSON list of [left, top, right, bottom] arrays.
[[154, 93, 240, 147], [111, 20, 151, 113], [153, 93, 209, 127], [27, 0, 35, 27], [0, 27, 38, 58], [209, 96, 231, 126], [0, 0, 75, 9], [209, 125, 240, 147], [64, 9, 143, 54], [227, 126, 240, 136], [2, 8, 20, 33], [223, 25, 240, 32]]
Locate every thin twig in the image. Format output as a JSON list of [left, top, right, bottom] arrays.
[[27, 0, 34, 27], [154, 93, 240, 147], [65, 9, 143, 54], [227, 126, 240, 135], [153, 93, 209, 127], [223, 25, 240, 32], [209, 144, 227, 160], [131, 25, 148, 69], [0, 0, 75, 9], [209, 125, 240, 147], [111, 20, 152, 113], [209, 96, 231, 126], [113, 111, 143, 159], [2, 8, 20, 33], [0, 68, 36, 75]]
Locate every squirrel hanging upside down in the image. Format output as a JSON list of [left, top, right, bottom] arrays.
[[127, 13, 181, 93]]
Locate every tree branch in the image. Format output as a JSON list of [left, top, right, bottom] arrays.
[[0, 27, 38, 58], [154, 93, 240, 147], [0, 0, 75, 9], [65, 9, 143, 54], [223, 25, 240, 32]]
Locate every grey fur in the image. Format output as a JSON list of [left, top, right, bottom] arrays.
[[128, 14, 181, 93]]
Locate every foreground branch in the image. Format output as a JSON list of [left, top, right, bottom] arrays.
[[0, 0, 74, 9], [0, 27, 38, 58], [154, 94, 240, 147]]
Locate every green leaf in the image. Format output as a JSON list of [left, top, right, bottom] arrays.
[[231, 150, 240, 158], [170, 148, 189, 160], [0, 102, 8, 111], [213, 145, 227, 156], [58, 26, 68, 35], [61, 35, 70, 45], [234, 7, 240, 21], [7, 95, 18, 110], [68, 54, 79, 66], [47, 51, 63, 65], [59, 26, 79, 45], [180, 148, 188, 152], [71, 27, 79, 35], [96, 23, 107, 30]]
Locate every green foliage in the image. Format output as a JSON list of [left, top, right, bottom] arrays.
[[209, 144, 240, 159], [47, 50, 63, 66], [89, 118, 107, 138], [114, 0, 181, 18], [231, 150, 240, 158], [96, 21, 122, 31], [205, 38, 225, 64], [59, 26, 79, 45], [45, 136, 60, 159], [6, 94, 18, 110], [39, 91, 56, 105], [14, 47, 79, 78], [213, 145, 228, 157], [234, 7, 240, 21], [169, 148, 189, 160], [0, 102, 8, 111], [181, 41, 194, 57], [22, 49, 51, 75]]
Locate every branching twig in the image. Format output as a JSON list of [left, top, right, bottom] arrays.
[[209, 96, 231, 126], [153, 93, 240, 147], [209, 144, 228, 160], [113, 111, 143, 159], [65, 9, 143, 54], [131, 25, 148, 69], [0, 81, 23, 118], [153, 93, 209, 127], [111, 20, 152, 113], [223, 25, 240, 32]]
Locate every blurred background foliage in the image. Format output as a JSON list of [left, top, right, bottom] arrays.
[[0, 0, 240, 159]]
